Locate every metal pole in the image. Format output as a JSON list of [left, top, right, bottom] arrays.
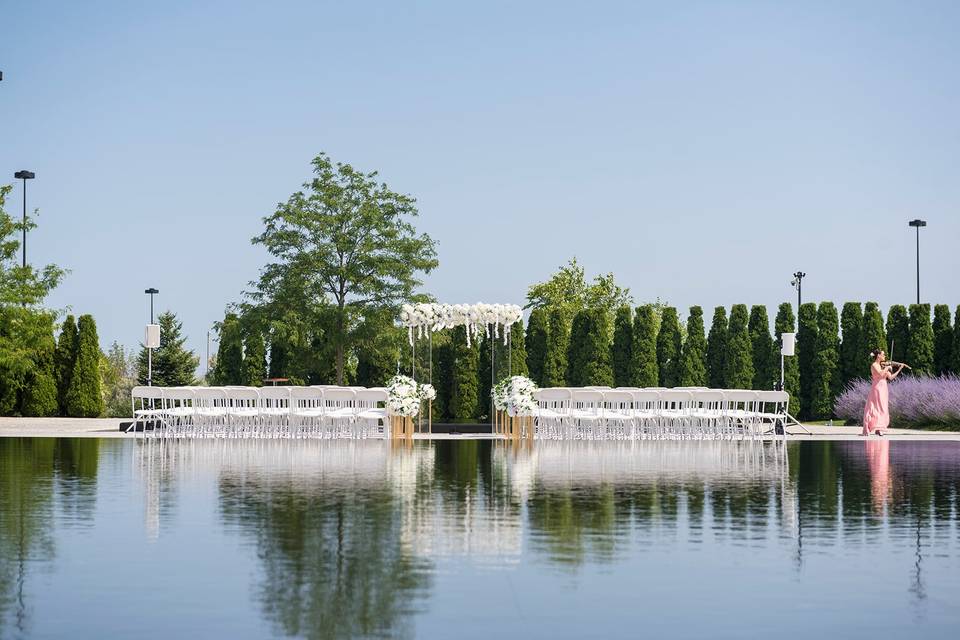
[[491, 325, 495, 429], [780, 352, 785, 391], [150, 294, 155, 324], [797, 277, 801, 310], [21, 178, 26, 269], [148, 348, 152, 387], [206, 331, 210, 378], [916, 225, 921, 304]]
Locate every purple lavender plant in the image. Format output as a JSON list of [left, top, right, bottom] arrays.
[[834, 373, 960, 429]]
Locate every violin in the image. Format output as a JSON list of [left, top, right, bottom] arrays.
[[881, 360, 911, 370]]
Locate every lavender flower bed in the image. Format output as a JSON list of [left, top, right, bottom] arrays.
[[834, 374, 960, 430]]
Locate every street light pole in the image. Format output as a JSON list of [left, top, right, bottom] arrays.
[[908, 219, 926, 304], [145, 288, 159, 386], [791, 271, 806, 310], [13, 170, 35, 269]]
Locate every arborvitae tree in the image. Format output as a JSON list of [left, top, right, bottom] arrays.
[[810, 302, 840, 420], [932, 304, 953, 376], [952, 306, 960, 375], [838, 302, 863, 388], [64, 315, 104, 418], [137, 311, 199, 387], [906, 303, 934, 375], [885, 304, 909, 363], [611, 305, 633, 386], [432, 331, 454, 421], [542, 309, 570, 387], [581, 308, 614, 386], [212, 313, 244, 385], [706, 307, 727, 389], [508, 320, 528, 377], [478, 327, 511, 417], [796, 303, 818, 420], [630, 304, 659, 387], [566, 309, 590, 387], [449, 326, 479, 421], [242, 327, 267, 386], [268, 335, 289, 380], [680, 306, 707, 387], [774, 303, 801, 416], [859, 302, 887, 379], [748, 305, 774, 390], [723, 304, 753, 389], [656, 306, 682, 387], [21, 317, 59, 417], [54, 315, 78, 414], [524, 308, 548, 385]]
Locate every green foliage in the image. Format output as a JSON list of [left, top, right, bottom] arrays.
[[629, 305, 659, 387], [774, 303, 801, 416], [566, 310, 590, 387], [953, 306, 960, 375], [932, 304, 953, 376], [680, 306, 707, 387], [748, 305, 774, 390], [432, 330, 454, 421], [526, 257, 632, 325], [212, 312, 245, 385], [137, 311, 199, 387], [0, 185, 67, 307], [354, 319, 405, 388], [906, 304, 934, 375], [723, 305, 753, 389], [54, 316, 79, 414], [838, 302, 863, 387], [859, 302, 887, 379], [543, 309, 570, 387], [706, 307, 727, 389], [251, 152, 438, 384], [810, 302, 840, 420], [797, 303, 818, 420], [64, 315, 104, 418], [101, 342, 136, 418], [242, 326, 267, 386], [20, 315, 58, 417], [525, 309, 548, 385], [611, 305, 632, 387], [580, 308, 614, 386], [509, 320, 528, 377], [656, 306, 682, 387], [885, 304, 909, 362], [449, 326, 479, 421]]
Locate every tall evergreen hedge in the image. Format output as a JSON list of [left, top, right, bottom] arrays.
[[906, 303, 933, 375], [723, 305, 753, 389], [774, 303, 801, 416], [581, 308, 614, 386], [212, 313, 244, 385], [432, 331, 454, 421], [630, 305, 659, 387], [796, 302, 818, 420], [810, 302, 839, 420], [838, 302, 863, 387], [706, 306, 727, 389], [859, 302, 887, 378], [542, 309, 570, 387], [64, 315, 104, 418], [54, 315, 78, 415], [566, 310, 590, 387], [885, 304, 909, 363], [450, 326, 479, 421], [932, 304, 953, 376], [611, 305, 633, 387], [242, 327, 267, 386], [525, 308, 548, 385], [748, 305, 774, 390], [680, 306, 707, 387], [22, 317, 59, 417], [509, 320, 528, 377], [656, 306, 682, 387]]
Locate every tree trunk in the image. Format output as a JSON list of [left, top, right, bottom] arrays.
[[336, 303, 345, 385]]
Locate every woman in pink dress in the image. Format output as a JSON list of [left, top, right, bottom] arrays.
[[862, 349, 905, 436]]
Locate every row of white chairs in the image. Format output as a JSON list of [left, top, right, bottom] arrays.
[[531, 388, 789, 440], [130, 386, 390, 439]]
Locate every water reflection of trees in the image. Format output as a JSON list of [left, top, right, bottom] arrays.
[[0, 438, 100, 638]]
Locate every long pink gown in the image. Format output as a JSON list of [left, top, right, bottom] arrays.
[[862, 364, 892, 435]]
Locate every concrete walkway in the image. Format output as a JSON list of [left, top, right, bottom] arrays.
[[0, 417, 958, 441]]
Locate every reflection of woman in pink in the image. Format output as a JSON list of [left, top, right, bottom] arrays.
[[865, 438, 891, 513], [862, 349, 905, 436]]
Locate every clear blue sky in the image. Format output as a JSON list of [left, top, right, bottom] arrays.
[[3, 1, 958, 365]]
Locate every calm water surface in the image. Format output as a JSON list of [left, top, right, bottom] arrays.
[[1, 438, 958, 639]]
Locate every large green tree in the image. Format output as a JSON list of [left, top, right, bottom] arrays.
[[508, 320, 528, 377], [906, 304, 934, 375], [932, 304, 953, 376], [65, 315, 104, 418], [656, 306, 682, 387], [680, 306, 707, 387], [20, 315, 58, 417], [723, 305, 753, 389], [580, 308, 614, 387], [774, 303, 801, 416], [859, 302, 887, 378], [885, 304, 909, 363], [630, 305, 659, 387], [251, 153, 438, 384], [242, 325, 267, 386], [810, 302, 840, 420], [449, 326, 479, 421], [838, 302, 863, 388], [566, 310, 590, 387], [212, 312, 245, 385], [54, 314, 79, 414], [611, 305, 632, 387], [526, 257, 632, 324], [796, 303, 818, 420], [706, 307, 727, 389], [748, 305, 774, 390], [542, 309, 570, 387], [137, 311, 199, 387], [524, 308, 549, 385]]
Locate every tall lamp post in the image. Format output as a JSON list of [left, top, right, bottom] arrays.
[[144, 288, 160, 386], [13, 170, 35, 268], [908, 219, 926, 304], [790, 271, 806, 310]]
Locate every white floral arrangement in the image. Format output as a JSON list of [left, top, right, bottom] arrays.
[[386, 375, 422, 417], [418, 383, 437, 402], [496, 375, 539, 417], [399, 303, 523, 347]]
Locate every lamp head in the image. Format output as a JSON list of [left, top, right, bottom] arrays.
[[144, 288, 159, 295], [908, 219, 927, 228], [14, 170, 35, 180]]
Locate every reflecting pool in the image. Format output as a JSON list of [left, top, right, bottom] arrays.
[[1, 438, 958, 639]]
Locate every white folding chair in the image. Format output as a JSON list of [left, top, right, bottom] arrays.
[[690, 390, 726, 439], [258, 387, 291, 437], [630, 390, 661, 439], [657, 390, 693, 439], [355, 388, 389, 439], [323, 388, 357, 438], [723, 390, 761, 439], [570, 389, 605, 440], [290, 387, 324, 438], [193, 388, 229, 437], [756, 390, 790, 438], [162, 388, 197, 438], [227, 387, 261, 438], [602, 390, 635, 439], [534, 388, 572, 440], [129, 386, 165, 436]]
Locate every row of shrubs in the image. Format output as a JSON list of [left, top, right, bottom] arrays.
[[835, 375, 960, 430]]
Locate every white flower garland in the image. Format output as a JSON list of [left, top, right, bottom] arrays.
[[386, 375, 437, 417], [493, 375, 539, 417], [399, 303, 523, 347]]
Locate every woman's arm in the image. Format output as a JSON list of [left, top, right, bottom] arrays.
[[889, 364, 905, 380]]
